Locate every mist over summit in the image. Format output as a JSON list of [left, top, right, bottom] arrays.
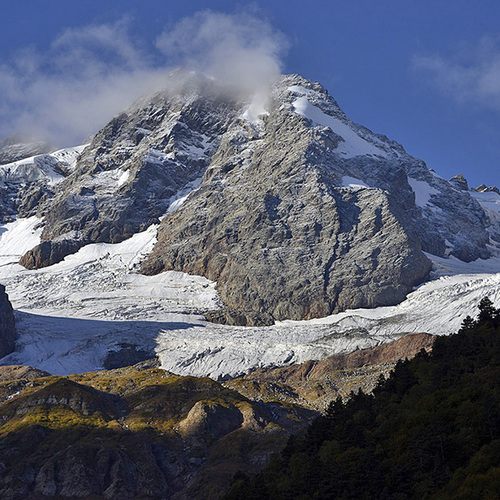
[[0, 11, 288, 148]]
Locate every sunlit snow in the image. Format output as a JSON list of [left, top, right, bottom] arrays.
[[291, 93, 388, 159], [408, 177, 439, 207], [0, 218, 219, 374], [341, 176, 370, 189]]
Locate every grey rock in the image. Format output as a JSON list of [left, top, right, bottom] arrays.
[[472, 183, 500, 195], [19, 239, 84, 270], [0, 285, 16, 359], [449, 173, 469, 191], [0, 145, 80, 223], [140, 75, 440, 320], [23, 71, 241, 267]]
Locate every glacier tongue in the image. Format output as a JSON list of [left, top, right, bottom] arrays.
[[0, 218, 220, 374], [1, 217, 499, 378]]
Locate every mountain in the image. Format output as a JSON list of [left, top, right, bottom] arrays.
[[0, 71, 499, 378], [0, 70, 499, 497], [0, 142, 84, 223], [8, 71, 498, 326]]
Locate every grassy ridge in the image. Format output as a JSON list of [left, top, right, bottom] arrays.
[[0, 364, 316, 498]]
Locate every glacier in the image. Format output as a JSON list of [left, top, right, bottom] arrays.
[[1, 72, 500, 379], [1, 207, 500, 379]]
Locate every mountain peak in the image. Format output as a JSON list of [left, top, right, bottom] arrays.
[[4, 72, 498, 324]]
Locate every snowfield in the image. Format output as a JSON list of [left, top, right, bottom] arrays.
[[0, 145, 86, 185], [1, 213, 500, 379]]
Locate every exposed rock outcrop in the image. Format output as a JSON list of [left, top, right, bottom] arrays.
[[0, 365, 50, 381], [449, 173, 469, 191], [0, 285, 15, 359], [22, 72, 240, 266], [0, 364, 316, 499], [472, 183, 500, 195]]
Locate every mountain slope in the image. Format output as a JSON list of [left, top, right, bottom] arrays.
[[20, 71, 240, 269], [13, 72, 497, 323], [0, 362, 316, 499]]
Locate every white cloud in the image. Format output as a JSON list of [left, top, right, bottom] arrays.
[[413, 36, 500, 110], [156, 11, 287, 94], [0, 19, 169, 147], [0, 11, 287, 147]]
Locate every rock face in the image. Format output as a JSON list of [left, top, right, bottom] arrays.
[[0, 143, 84, 223], [472, 183, 500, 195], [14, 72, 498, 322], [449, 174, 469, 191], [141, 75, 490, 321], [0, 365, 50, 381], [0, 285, 15, 359], [20, 72, 240, 268]]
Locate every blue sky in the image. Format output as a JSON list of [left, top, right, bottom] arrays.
[[1, 1, 499, 187]]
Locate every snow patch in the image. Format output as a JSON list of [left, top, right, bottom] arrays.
[[167, 177, 203, 213], [0, 219, 220, 375], [117, 169, 130, 187], [292, 95, 388, 159], [1, 213, 500, 380], [408, 177, 439, 207], [341, 176, 370, 189], [50, 144, 87, 171], [0, 216, 42, 268]]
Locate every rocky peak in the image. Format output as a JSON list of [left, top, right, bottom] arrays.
[[472, 183, 500, 195], [449, 173, 469, 191], [20, 72, 242, 269]]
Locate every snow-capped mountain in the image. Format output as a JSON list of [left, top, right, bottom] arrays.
[[1, 71, 499, 378]]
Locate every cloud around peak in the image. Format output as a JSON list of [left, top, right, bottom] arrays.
[[0, 11, 287, 147], [156, 10, 288, 96]]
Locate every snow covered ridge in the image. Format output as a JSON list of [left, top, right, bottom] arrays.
[[291, 90, 391, 159], [0, 145, 86, 186]]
